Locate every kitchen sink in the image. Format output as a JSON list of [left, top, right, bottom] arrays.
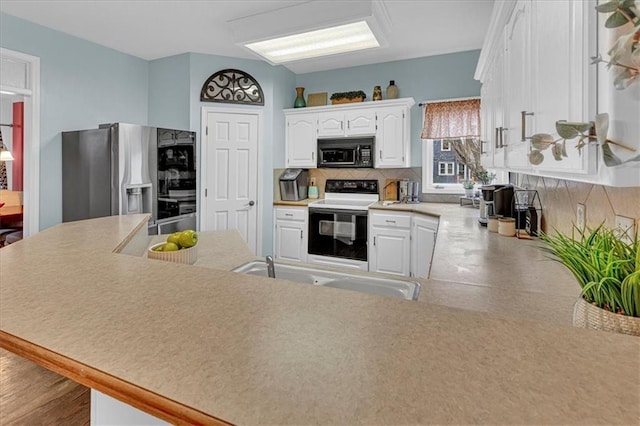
[[232, 260, 420, 301]]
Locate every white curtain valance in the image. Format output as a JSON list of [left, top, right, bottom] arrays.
[[420, 98, 481, 140]]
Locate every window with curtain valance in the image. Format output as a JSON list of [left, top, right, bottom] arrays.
[[420, 98, 482, 193], [420, 98, 480, 140]]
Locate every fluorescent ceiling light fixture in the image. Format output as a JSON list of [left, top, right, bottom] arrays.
[[245, 21, 380, 64], [229, 1, 391, 65]]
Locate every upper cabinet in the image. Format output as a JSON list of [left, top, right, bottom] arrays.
[[286, 113, 317, 168], [375, 106, 408, 168], [476, 0, 639, 186], [284, 98, 414, 169], [317, 110, 376, 138]]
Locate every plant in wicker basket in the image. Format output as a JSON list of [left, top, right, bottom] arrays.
[[540, 225, 640, 336]]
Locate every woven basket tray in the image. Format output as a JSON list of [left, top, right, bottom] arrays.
[[331, 96, 364, 105], [573, 297, 640, 337]]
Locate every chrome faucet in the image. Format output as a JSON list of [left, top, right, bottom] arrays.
[[266, 255, 276, 278]]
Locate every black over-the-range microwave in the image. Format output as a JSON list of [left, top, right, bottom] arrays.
[[317, 137, 374, 168]]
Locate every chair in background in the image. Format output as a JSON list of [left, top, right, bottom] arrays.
[[0, 190, 24, 246]]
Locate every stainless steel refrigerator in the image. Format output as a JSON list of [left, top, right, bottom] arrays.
[[62, 123, 197, 235]]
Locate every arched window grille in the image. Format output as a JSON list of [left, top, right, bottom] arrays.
[[200, 69, 264, 105]]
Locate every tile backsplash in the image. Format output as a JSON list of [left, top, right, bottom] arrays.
[[518, 173, 640, 236], [274, 167, 422, 200]]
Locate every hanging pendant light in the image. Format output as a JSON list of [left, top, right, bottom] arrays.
[[0, 145, 14, 161]]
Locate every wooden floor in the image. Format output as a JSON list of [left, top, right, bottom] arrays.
[[0, 348, 90, 425]]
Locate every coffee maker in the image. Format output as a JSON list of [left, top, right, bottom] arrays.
[[479, 185, 514, 225]]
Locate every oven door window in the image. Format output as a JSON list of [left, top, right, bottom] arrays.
[[308, 209, 368, 261]]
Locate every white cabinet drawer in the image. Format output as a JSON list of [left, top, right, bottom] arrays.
[[370, 212, 411, 228], [275, 207, 306, 221]]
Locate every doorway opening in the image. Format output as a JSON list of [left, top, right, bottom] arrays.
[[0, 47, 40, 237]]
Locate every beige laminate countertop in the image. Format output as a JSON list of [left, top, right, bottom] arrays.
[[369, 201, 441, 217], [274, 199, 442, 219], [0, 215, 638, 425], [272, 199, 315, 206]]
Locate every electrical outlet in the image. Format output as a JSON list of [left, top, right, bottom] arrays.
[[576, 204, 586, 229], [615, 215, 636, 244]]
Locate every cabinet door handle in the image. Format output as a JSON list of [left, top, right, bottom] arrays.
[[285, 213, 293, 217], [495, 127, 500, 149], [312, 151, 315, 160], [379, 150, 382, 160], [373, 236, 376, 246], [385, 220, 396, 224], [347, 120, 350, 130], [341, 121, 343, 130], [480, 140, 485, 154], [300, 230, 303, 239], [521, 111, 534, 141]]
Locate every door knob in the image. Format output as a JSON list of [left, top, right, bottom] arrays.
[[248, 200, 255, 206]]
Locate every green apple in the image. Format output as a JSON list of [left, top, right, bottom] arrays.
[[152, 243, 165, 252], [163, 242, 179, 252], [178, 230, 198, 248], [166, 232, 182, 246]]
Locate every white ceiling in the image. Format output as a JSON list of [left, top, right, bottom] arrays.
[[0, 0, 495, 74]]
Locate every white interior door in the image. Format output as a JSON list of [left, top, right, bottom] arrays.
[[202, 110, 259, 254]]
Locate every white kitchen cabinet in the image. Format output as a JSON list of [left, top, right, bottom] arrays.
[[369, 210, 440, 278], [375, 106, 409, 168], [411, 214, 439, 279], [285, 114, 317, 168], [317, 110, 376, 138], [284, 98, 414, 170], [503, 0, 531, 171], [274, 206, 308, 263], [480, 37, 507, 170], [369, 211, 411, 276], [529, 0, 593, 175], [476, 0, 604, 182]]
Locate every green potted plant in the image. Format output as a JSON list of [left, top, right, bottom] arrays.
[[540, 225, 640, 336], [330, 90, 367, 105], [474, 168, 496, 185], [461, 180, 475, 197]]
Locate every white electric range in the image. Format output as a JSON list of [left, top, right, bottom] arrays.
[[307, 180, 379, 270]]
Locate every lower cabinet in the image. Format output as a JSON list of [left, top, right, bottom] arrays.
[[411, 215, 439, 279], [274, 206, 307, 263], [368, 211, 439, 278]]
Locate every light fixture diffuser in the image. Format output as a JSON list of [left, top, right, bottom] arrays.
[[228, 0, 391, 66], [245, 21, 380, 64]]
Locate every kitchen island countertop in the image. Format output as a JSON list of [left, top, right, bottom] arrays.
[[0, 215, 638, 425]]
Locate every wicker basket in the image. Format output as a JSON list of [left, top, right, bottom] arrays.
[[331, 96, 364, 105], [573, 297, 640, 337], [147, 242, 197, 265]]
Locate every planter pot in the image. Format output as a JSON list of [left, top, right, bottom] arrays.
[[573, 297, 640, 337], [464, 188, 474, 197]]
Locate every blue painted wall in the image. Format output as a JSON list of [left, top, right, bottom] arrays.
[[0, 13, 149, 230], [148, 53, 191, 130], [296, 50, 482, 166]]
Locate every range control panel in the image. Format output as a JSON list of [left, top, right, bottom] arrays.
[[325, 179, 379, 194]]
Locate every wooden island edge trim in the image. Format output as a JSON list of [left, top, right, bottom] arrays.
[[0, 330, 233, 426]]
